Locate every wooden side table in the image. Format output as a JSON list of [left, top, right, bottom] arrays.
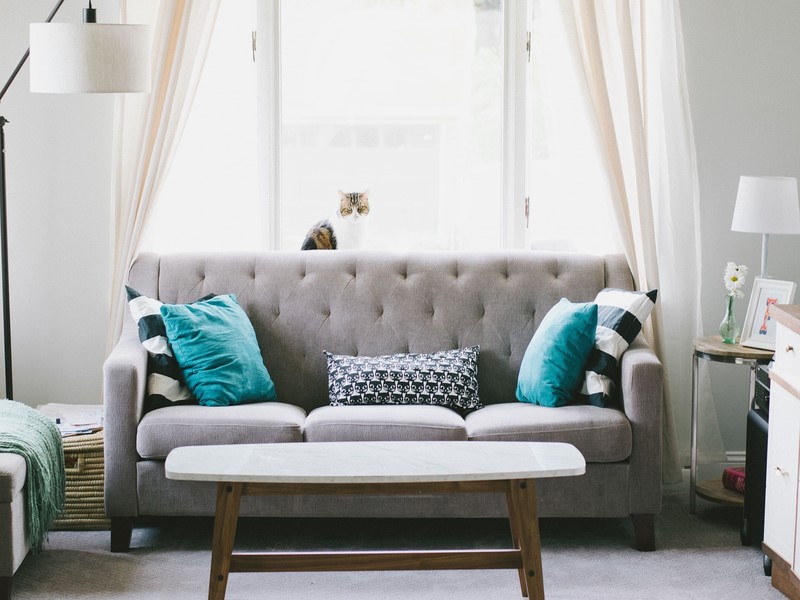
[[690, 336, 773, 514]]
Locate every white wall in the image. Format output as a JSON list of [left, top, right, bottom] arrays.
[[2, 0, 799, 458], [680, 0, 800, 455], [0, 0, 117, 408]]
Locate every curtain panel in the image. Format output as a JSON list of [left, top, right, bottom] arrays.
[[569, 0, 717, 481], [107, 0, 221, 351]]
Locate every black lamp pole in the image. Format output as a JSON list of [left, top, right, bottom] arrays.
[[0, 0, 67, 399], [0, 117, 12, 399]]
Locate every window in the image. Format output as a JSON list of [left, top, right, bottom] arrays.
[[279, 0, 503, 251], [140, 1, 261, 252], [525, 0, 622, 255], [142, 0, 622, 256]]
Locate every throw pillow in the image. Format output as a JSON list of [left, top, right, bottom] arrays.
[[125, 286, 214, 413], [581, 288, 658, 407], [325, 346, 482, 411], [159, 294, 277, 407], [516, 298, 598, 407]]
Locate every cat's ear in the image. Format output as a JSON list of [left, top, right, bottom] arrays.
[[361, 188, 370, 198], [337, 190, 347, 200]]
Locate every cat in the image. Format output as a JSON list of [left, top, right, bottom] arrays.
[[300, 190, 370, 250]]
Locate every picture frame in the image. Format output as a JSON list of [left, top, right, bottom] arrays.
[[740, 277, 797, 350]]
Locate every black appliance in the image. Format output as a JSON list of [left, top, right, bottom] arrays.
[[754, 363, 771, 412], [741, 364, 770, 547]]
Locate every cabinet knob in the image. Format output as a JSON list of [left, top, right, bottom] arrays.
[[787, 345, 795, 354], [775, 466, 791, 478]]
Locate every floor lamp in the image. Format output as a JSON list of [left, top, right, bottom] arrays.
[[0, 1, 150, 399]]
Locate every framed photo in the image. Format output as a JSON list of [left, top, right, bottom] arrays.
[[740, 277, 797, 350]]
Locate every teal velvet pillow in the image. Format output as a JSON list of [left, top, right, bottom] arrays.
[[159, 295, 277, 407], [516, 298, 598, 407]]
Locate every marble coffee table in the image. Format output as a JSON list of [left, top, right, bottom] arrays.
[[165, 441, 585, 600]]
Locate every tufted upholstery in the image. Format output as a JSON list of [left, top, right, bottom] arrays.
[[127, 251, 632, 413], [105, 250, 662, 552]]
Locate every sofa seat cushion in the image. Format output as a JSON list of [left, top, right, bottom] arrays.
[[0, 453, 26, 502], [136, 403, 306, 459], [465, 403, 631, 463], [304, 405, 467, 442]]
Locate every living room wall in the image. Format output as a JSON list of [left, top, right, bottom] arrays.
[[680, 0, 800, 456], [0, 0, 798, 461], [0, 0, 117, 410]]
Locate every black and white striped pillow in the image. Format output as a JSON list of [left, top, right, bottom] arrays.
[[125, 286, 213, 413], [581, 288, 657, 407]]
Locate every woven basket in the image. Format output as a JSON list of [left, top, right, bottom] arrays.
[[52, 430, 111, 530]]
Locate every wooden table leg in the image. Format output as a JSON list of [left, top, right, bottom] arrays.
[[509, 479, 545, 600], [506, 488, 529, 598], [209, 482, 243, 600]]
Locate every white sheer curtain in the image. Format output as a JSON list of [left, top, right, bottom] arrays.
[[106, 0, 221, 351], [566, 0, 718, 482]]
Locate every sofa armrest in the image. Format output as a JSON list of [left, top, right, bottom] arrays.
[[0, 453, 29, 578], [103, 330, 147, 518], [619, 336, 663, 515]]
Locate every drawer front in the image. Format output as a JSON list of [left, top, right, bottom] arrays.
[[765, 382, 800, 562], [776, 325, 800, 378]]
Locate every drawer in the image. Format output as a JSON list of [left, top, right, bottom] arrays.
[[765, 382, 800, 562]]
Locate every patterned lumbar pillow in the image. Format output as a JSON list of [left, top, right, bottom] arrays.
[[581, 288, 658, 407], [325, 346, 482, 411], [125, 286, 213, 412]]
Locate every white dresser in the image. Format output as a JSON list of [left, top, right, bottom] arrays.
[[764, 304, 800, 598]]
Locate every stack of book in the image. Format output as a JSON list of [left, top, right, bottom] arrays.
[[722, 466, 746, 494], [37, 403, 103, 437]]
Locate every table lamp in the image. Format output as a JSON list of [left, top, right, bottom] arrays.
[[0, 1, 150, 399], [731, 175, 800, 278]]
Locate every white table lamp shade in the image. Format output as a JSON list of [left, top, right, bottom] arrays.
[[30, 23, 151, 94], [731, 175, 800, 234]]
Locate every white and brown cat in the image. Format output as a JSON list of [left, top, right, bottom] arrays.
[[301, 190, 370, 250]]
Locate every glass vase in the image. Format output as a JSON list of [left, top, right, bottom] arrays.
[[719, 295, 740, 344]]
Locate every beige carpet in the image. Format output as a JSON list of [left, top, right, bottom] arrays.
[[12, 487, 783, 599]]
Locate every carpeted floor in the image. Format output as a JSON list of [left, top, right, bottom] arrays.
[[12, 486, 783, 599]]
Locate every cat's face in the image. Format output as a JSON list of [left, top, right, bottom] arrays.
[[337, 190, 370, 221]]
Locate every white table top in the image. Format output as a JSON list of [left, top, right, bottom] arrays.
[[165, 441, 586, 484]]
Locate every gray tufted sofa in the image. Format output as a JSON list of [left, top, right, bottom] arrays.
[[103, 251, 663, 553]]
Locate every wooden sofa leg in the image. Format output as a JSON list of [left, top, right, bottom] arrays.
[[110, 517, 133, 553], [631, 514, 655, 551], [0, 576, 11, 600]]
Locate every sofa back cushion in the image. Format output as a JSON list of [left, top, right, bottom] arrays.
[[126, 251, 633, 413]]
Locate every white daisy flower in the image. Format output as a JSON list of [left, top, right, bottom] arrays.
[[723, 262, 747, 297]]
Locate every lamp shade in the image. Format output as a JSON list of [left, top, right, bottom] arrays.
[[731, 175, 800, 234], [29, 23, 151, 93]]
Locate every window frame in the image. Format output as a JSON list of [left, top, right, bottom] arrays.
[[256, 0, 530, 250]]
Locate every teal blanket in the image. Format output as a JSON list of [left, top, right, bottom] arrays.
[[0, 399, 65, 552]]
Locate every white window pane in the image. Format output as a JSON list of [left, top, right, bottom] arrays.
[[280, 0, 504, 251], [526, 0, 623, 255], [141, 1, 260, 253]]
